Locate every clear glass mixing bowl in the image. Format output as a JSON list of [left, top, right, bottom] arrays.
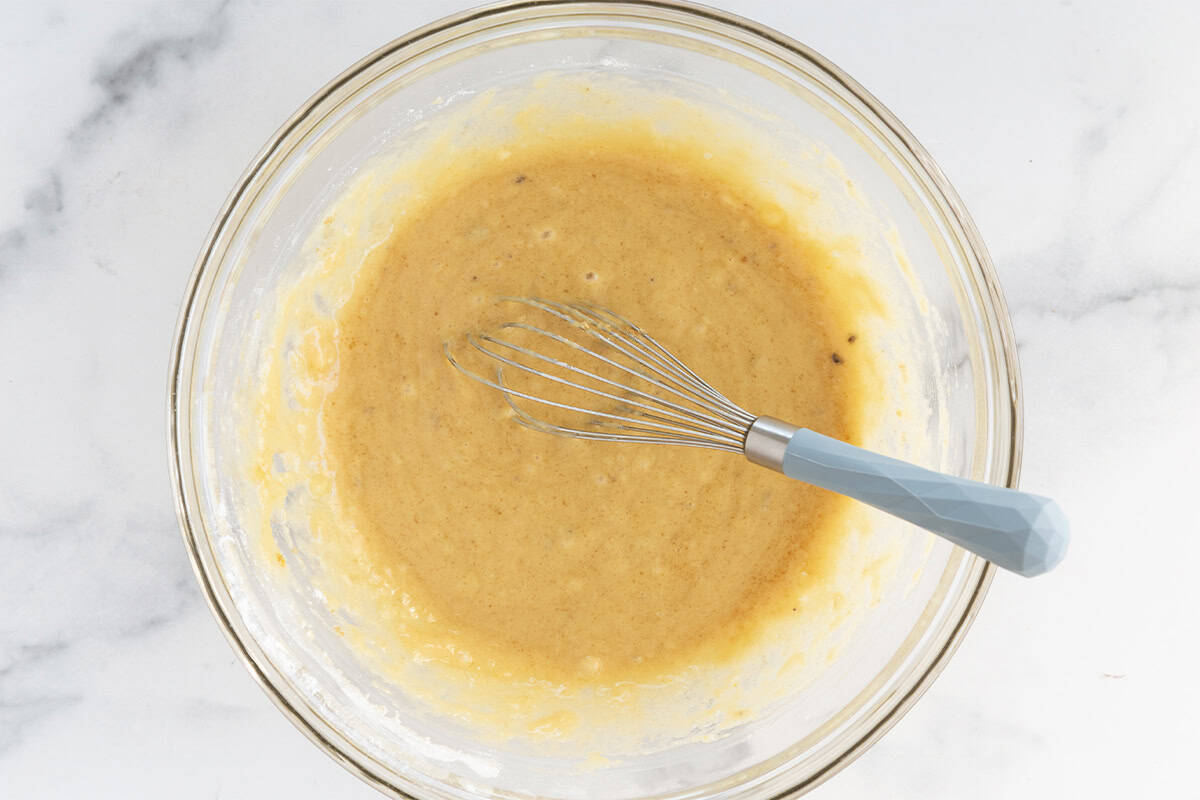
[[169, 2, 1019, 797]]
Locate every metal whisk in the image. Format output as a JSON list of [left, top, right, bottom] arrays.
[[446, 298, 1068, 577]]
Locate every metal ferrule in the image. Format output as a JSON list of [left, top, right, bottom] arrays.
[[743, 416, 800, 472]]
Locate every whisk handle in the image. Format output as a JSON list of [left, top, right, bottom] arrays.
[[749, 420, 1069, 577]]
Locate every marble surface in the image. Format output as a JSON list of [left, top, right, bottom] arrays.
[[1, 1, 1196, 797]]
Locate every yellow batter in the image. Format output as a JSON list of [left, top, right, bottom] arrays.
[[319, 132, 875, 686]]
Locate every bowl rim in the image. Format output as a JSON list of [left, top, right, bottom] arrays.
[[168, 1, 1016, 797]]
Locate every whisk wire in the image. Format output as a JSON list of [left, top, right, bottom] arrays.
[[480, 323, 747, 437], [565, 302, 747, 418], [447, 342, 747, 449], [497, 372, 746, 453], [447, 297, 757, 452], [511, 299, 753, 427], [469, 334, 742, 441]]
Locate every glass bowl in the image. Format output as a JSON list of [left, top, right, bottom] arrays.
[[169, 2, 1019, 797]]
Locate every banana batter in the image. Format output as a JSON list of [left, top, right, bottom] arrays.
[[315, 130, 877, 686]]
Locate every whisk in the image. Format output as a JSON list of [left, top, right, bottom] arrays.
[[445, 298, 1068, 577]]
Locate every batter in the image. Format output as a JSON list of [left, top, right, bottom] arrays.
[[317, 130, 876, 686]]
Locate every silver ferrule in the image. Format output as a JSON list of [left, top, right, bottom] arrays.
[[743, 416, 800, 472]]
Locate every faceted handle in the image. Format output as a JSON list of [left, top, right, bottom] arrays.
[[780, 428, 1069, 577]]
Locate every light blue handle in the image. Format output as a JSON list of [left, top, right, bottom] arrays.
[[781, 429, 1068, 577]]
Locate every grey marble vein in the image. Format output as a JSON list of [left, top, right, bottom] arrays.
[[1012, 275, 1200, 322], [0, 640, 80, 756], [68, 0, 232, 150], [0, 498, 95, 541], [0, 694, 81, 756], [0, 0, 231, 274]]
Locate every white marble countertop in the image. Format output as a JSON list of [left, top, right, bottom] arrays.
[[2, 1, 1196, 797]]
